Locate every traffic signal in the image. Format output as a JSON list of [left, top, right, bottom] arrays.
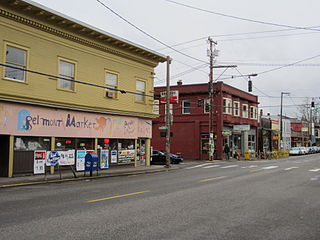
[[311, 101, 315, 110], [248, 80, 252, 92]]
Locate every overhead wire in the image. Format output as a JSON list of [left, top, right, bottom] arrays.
[[164, 0, 320, 32], [96, 0, 207, 64]]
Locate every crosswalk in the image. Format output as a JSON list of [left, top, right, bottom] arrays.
[[184, 163, 320, 173]]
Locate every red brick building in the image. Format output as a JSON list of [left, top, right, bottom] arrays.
[[152, 81, 259, 160]]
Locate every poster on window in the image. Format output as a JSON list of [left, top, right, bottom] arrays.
[[100, 149, 109, 169], [118, 150, 135, 164], [110, 150, 117, 163], [34, 150, 46, 174], [58, 150, 75, 166], [76, 150, 86, 171]]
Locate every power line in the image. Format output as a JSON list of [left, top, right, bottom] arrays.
[[0, 63, 156, 99], [164, 0, 320, 32], [96, 0, 207, 64], [157, 28, 320, 51]]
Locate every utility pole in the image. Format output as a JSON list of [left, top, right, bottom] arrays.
[[165, 56, 172, 168], [280, 92, 290, 149], [208, 37, 217, 161]]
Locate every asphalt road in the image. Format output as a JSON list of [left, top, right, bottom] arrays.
[[0, 154, 320, 240]]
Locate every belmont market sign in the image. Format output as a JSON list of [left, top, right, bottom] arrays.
[[0, 102, 151, 139]]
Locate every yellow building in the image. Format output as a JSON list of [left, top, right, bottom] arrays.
[[0, 0, 166, 177]]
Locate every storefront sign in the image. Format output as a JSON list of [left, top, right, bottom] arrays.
[[0, 102, 152, 139], [222, 130, 232, 136], [100, 150, 109, 169], [76, 150, 86, 171], [46, 150, 75, 166], [118, 150, 135, 164], [110, 150, 118, 163], [233, 125, 250, 131], [46, 151, 60, 166], [57, 150, 75, 166], [34, 150, 46, 174], [301, 127, 309, 132]]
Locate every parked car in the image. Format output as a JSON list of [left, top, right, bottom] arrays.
[[299, 147, 308, 155], [151, 150, 183, 165], [289, 147, 302, 156]]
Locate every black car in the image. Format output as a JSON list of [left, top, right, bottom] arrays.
[[151, 150, 183, 165]]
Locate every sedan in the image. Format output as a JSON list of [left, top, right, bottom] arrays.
[[289, 147, 302, 156], [151, 150, 183, 165]]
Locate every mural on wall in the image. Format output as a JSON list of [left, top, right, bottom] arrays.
[[0, 102, 151, 139]]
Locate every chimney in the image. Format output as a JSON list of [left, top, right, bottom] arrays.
[[177, 80, 182, 86]]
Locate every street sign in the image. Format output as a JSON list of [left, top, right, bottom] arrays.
[[160, 90, 179, 104], [159, 126, 168, 130]]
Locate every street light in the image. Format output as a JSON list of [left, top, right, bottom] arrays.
[[280, 92, 290, 148]]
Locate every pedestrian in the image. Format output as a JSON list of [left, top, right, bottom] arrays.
[[224, 143, 230, 160]]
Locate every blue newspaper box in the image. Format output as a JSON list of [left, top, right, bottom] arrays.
[[85, 153, 98, 172]]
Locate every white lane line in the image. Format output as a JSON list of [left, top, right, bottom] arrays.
[[284, 167, 299, 171], [186, 163, 214, 169], [221, 165, 238, 169], [309, 168, 320, 172], [241, 165, 258, 169], [203, 165, 220, 169], [262, 166, 279, 170]]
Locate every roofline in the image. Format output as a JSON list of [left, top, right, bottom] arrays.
[[19, 0, 166, 62]]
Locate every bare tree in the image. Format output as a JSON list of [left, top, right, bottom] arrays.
[[296, 97, 319, 123]]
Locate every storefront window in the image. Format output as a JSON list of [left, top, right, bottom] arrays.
[[55, 137, 76, 151], [98, 138, 110, 149], [248, 135, 255, 151], [14, 137, 51, 151], [77, 138, 94, 150]]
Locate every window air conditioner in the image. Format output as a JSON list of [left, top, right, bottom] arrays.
[[106, 91, 114, 98]]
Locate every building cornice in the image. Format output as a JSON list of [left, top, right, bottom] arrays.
[[0, 5, 165, 67]]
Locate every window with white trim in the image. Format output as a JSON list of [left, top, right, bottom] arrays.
[[242, 104, 248, 118], [105, 72, 118, 98], [223, 98, 232, 114], [182, 100, 191, 114], [5, 45, 27, 82], [234, 101, 240, 116], [58, 60, 75, 90], [136, 80, 145, 102], [204, 98, 210, 113], [250, 106, 258, 119], [153, 100, 160, 114]]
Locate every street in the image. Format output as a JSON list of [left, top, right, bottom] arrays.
[[1, 155, 320, 240]]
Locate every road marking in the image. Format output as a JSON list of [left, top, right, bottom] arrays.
[[309, 168, 320, 172], [87, 191, 150, 203], [262, 166, 279, 170], [203, 165, 220, 169], [221, 165, 238, 169], [284, 167, 299, 171], [242, 165, 258, 169], [186, 163, 214, 169], [199, 176, 226, 183], [310, 175, 320, 181]]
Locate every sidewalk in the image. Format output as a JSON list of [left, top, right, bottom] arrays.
[[0, 165, 177, 189]]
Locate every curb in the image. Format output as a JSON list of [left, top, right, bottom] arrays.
[[0, 167, 177, 189]]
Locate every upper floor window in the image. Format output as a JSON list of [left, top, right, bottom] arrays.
[[234, 101, 240, 116], [136, 80, 145, 102], [204, 98, 210, 114], [242, 104, 248, 118], [250, 106, 258, 119], [58, 60, 75, 90], [182, 100, 191, 114], [105, 72, 118, 98], [153, 100, 160, 114], [5, 45, 27, 82], [223, 98, 232, 114]]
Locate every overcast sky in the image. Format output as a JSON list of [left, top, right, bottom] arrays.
[[30, 0, 320, 118]]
